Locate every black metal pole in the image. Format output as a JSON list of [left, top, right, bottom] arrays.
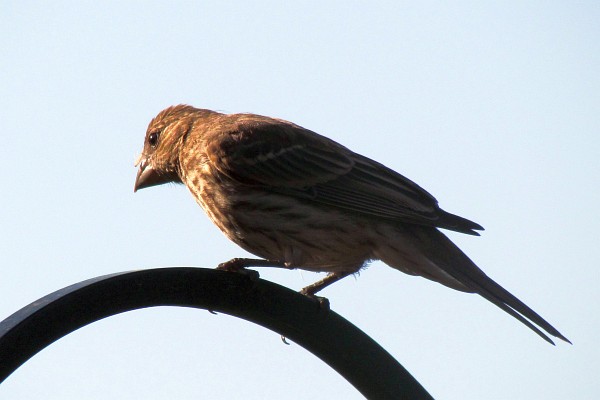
[[0, 267, 433, 400]]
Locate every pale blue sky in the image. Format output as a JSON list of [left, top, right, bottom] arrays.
[[1, 2, 598, 399]]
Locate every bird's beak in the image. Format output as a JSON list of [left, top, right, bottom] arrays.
[[134, 155, 168, 192]]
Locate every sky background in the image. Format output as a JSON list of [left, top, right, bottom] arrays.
[[1, 2, 598, 399]]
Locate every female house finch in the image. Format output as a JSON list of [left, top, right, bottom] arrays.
[[134, 105, 569, 345]]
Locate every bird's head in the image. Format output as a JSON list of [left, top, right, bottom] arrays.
[[134, 105, 202, 192]]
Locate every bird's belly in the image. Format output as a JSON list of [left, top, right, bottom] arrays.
[[198, 188, 372, 272]]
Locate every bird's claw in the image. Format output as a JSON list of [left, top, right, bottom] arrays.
[[299, 289, 331, 311], [217, 258, 261, 281], [217, 257, 249, 271]]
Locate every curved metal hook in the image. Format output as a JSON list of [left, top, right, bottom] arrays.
[[0, 267, 432, 400]]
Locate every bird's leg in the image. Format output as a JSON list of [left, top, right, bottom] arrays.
[[217, 258, 294, 281], [219, 259, 352, 309], [300, 271, 353, 296], [299, 271, 354, 309], [217, 257, 293, 271]]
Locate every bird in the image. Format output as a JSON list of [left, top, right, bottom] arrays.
[[134, 104, 570, 345]]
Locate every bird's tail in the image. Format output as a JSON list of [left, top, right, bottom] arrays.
[[374, 225, 570, 345]]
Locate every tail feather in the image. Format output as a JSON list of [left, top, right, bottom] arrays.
[[436, 210, 484, 236], [450, 267, 570, 345], [411, 227, 570, 344]]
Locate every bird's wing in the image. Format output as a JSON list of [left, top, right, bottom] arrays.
[[208, 118, 482, 234], [208, 119, 353, 187]]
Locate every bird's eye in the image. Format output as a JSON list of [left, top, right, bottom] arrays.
[[148, 131, 160, 148]]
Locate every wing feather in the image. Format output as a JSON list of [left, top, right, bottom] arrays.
[[209, 117, 482, 234]]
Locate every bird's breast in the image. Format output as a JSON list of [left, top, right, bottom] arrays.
[[182, 170, 373, 270]]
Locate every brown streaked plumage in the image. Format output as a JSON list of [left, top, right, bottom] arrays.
[[134, 104, 570, 345]]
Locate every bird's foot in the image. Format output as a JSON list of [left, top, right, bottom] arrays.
[[300, 282, 332, 310], [218, 257, 292, 272], [299, 289, 331, 310], [218, 257, 254, 271], [298, 271, 355, 309], [216, 258, 262, 281]]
